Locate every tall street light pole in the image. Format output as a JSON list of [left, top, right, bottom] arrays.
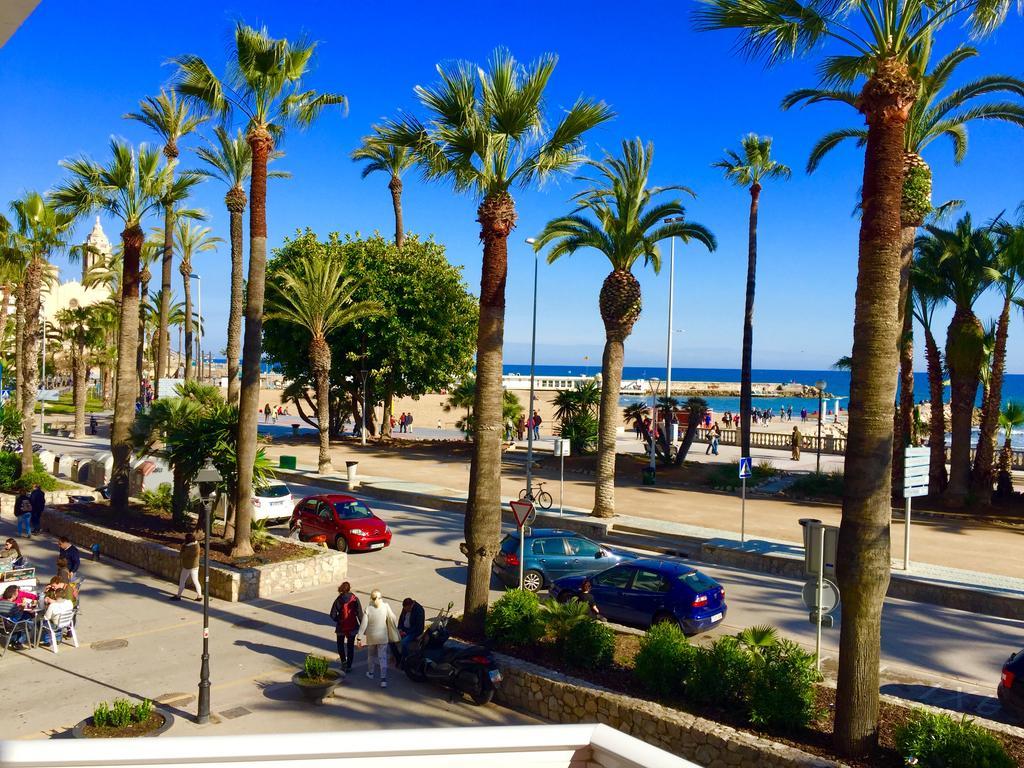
[[360, 367, 369, 447], [663, 216, 683, 447], [815, 380, 827, 474], [522, 237, 540, 590], [195, 461, 221, 724]]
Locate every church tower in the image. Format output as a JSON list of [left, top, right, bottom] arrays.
[[82, 216, 111, 282]]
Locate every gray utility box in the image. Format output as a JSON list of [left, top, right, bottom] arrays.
[[799, 518, 839, 577]]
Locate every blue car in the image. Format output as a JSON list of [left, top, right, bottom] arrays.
[[549, 558, 727, 635], [492, 529, 635, 592]]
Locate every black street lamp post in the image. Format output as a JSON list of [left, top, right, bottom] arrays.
[[815, 380, 827, 474], [195, 462, 221, 724]]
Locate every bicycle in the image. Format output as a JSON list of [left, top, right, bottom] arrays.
[[518, 481, 553, 510]]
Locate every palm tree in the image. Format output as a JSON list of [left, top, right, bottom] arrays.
[[172, 221, 222, 381], [535, 139, 715, 518], [351, 127, 415, 248], [125, 90, 207, 394], [53, 140, 200, 512], [266, 245, 381, 474], [783, 42, 1024, 487], [136, 236, 162, 396], [9, 192, 74, 472], [971, 213, 1024, 492], [918, 215, 996, 506], [695, 0, 1016, 755], [173, 22, 346, 557], [910, 244, 949, 492], [712, 134, 790, 461], [194, 127, 289, 403], [996, 401, 1024, 497], [54, 305, 102, 439], [382, 48, 612, 633]]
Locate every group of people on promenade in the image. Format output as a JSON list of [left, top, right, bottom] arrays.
[[12, 484, 46, 539], [1, 535, 82, 650], [262, 403, 292, 423], [505, 411, 543, 442]]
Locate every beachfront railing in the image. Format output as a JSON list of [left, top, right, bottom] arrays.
[[696, 428, 847, 456]]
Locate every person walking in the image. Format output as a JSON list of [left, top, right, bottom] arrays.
[[14, 492, 32, 538], [357, 589, 398, 688], [532, 410, 542, 440], [330, 581, 363, 673], [263, 403, 272, 423], [516, 415, 526, 441], [405, 412, 414, 433], [29, 483, 46, 534], [706, 423, 720, 456], [791, 426, 802, 461], [170, 533, 202, 601], [399, 413, 407, 433]]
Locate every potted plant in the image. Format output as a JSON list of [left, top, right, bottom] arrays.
[[292, 653, 341, 704], [72, 698, 173, 738]]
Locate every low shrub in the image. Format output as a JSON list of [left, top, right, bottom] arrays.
[[92, 697, 152, 727], [0, 451, 19, 489], [562, 618, 615, 668], [747, 639, 821, 731], [540, 597, 590, 649], [485, 589, 545, 648], [634, 621, 694, 698], [703, 461, 777, 490], [895, 710, 1014, 768], [685, 635, 750, 710], [785, 471, 844, 499], [139, 483, 173, 515], [302, 654, 332, 682], [250, 518, 275, 550], [11, 468, 57, 493]]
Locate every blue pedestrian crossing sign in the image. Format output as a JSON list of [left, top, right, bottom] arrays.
[[738, 457, 753, 479]]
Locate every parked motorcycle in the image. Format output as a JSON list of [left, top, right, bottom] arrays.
[[402, 602, 502, 705]]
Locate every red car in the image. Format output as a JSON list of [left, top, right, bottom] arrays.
[[291, 494, 392, 553]]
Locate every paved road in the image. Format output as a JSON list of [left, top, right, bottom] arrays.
[[280, 478, 1022, 726]]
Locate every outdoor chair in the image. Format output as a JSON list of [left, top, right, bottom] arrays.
[[1, 615, 35, 657], [37, 607, 79, 654]]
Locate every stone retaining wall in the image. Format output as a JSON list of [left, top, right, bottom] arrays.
[[41, 508, 346, 602], [494, 652, 842, 768]]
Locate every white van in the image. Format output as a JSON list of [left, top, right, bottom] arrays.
[[251, 480, 294, 522]]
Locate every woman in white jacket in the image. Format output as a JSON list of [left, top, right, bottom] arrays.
[[357, 589, 398, 688]]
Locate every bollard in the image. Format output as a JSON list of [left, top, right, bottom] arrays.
[[346, 461, 359, 487]]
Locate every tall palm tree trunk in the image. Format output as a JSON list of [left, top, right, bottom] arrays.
[[0, 283, 11, 352], [389, 175, 405, 249], [110, 225, 144, 512], [156, 205, 174, 396], [20, 258, 43, 474], [310, 336, 333, 474], [739, 183, 760, 460], [924, 328, 947, 492], [971, 293, 1011, 495], [463, 191, 516, 636], [944, 307, 984, 506], [72, 340, 87, 439], [225, 188, 246, 404], [234, 127, 273, 559], [893, 225, 917, 490], [13, 283, 24, 413], [382, 384, 394, 438], [182, 262, 193, 381], [594, 331, 626, 517], [137, 271, 149, 397], [834, 60, 915, 758]]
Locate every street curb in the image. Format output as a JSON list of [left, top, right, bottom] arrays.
[[274, 466, 1024, 622]]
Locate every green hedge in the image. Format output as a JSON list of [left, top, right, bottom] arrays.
[[562, 618, 615, 669], [895, 710, 1013, 768], [485, 589, 545, 648], [634, 621, 694, 698]]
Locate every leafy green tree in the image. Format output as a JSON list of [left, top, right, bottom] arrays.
[[696, 0, 1018, 753], [919, 215, 996, 506], [381, 48, 612, 633], [173, 22, 346, 557], [8, 192, 74, 472], [173, 221, 222, 380], [972, 212, 1024, 492], [54, 305, 104, 438], [125, 90, 207, 390], [266, 232, 382, 473], [911, 242, 949, 491], [53, 140, 202, 512], [712, 134, 790, 461], [351, 127, 415, 248], [535, 139, 715, 518], [194, 126, 289, 403]]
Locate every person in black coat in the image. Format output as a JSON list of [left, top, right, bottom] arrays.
[[29, 483, 45, 534], [57, 537, 81, 576], [396, 597, 426, 661]]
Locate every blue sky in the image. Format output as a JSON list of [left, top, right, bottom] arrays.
[[2, 0, 1023, 371]]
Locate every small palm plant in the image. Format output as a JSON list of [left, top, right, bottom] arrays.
[[540, 598, 591, 649], [266, 234, 382, 473], [736, 624, 779, 660], [173, 221, 222, 380], [996, 401, 1024, 498]]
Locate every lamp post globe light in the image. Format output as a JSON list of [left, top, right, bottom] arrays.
[[194, 461, 222, 724], [815, 380, 827, 474]]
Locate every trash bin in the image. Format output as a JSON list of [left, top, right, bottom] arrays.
[[279, 455, 297, 470], [642, 467, 656, 486], [346, 461, 359, 484]]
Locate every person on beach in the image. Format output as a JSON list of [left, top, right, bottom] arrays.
[[330, 581, 363, 673], [399, 413, 407, 433], [263, 403, 272, 423], [405, 413, 414, 433], [357, 589, 398, 688], [791, 426, 802, 461]]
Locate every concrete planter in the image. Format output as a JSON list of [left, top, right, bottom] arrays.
[[71, 709, 174, 738], [291, 670, 341, 704]]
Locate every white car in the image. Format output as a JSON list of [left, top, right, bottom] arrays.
[[251, 480, 294, 522]]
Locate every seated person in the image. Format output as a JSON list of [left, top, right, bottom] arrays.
[[3, 538, 25, 568], [0, 586, 30, 647]]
